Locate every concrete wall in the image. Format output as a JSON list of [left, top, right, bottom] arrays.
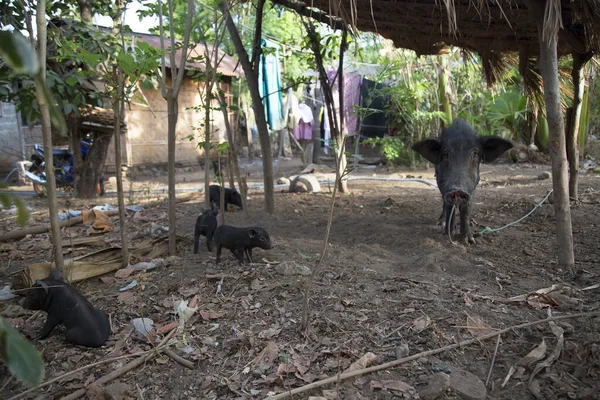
[[105, 76, 231, 170], [0, 102, 25, 172]]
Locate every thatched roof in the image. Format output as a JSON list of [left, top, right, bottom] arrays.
[[274, 0, 600, 57]]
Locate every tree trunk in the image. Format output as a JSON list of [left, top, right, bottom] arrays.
[[72, 132, 111, 198], [437, 55, 453, 126], [221, 0, 274, 214], [204, 89, 212, 210], [565, 52, 591, 201], [35, 0, 64, 276], [76, 0, 94, 23], [219, 91, 248, 214], [113, 66, 129, 266], [167, 93, 178, 255], [530, 0, 574, 269]]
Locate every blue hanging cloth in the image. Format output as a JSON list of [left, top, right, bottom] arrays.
[[258, 38, 284, 131]]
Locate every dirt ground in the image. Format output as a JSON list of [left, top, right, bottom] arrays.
[[0, 159, 599, 400]]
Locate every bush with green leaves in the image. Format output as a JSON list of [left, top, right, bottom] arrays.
[[0, 316, 45, 386]]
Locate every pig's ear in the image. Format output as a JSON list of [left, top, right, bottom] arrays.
[[248, 228, 258, 238], [35, 280, 49, 293], [412, 138, 441, 164], [479, 136, 513, 163]]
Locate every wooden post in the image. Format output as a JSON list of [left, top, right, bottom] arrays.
[[528, 0, 574, 269]]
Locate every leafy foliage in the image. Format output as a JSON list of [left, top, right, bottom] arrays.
[[0, 316, 45, 386]]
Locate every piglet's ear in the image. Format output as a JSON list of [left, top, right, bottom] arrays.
[[412, 138, 441, 164], [248, 228, 258, 238], [479, 136, 513, 163], [35, 280, 49, 293]]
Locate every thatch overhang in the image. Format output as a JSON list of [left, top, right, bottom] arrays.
[[273, 0, 600, 59]]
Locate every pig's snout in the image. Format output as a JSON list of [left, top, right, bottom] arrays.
[[445, 188, 470, 204]]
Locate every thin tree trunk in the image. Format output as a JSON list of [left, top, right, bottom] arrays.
[[204, 89, 212, 210], [167, 94, 178, 255], [566, 52, 591, 201], [336, 30, 348, 193], [529, 0, 574, 269], [221, 0, 274, 214], [35, 0, 64, 277], [578, 80, 590, 157], [113, 66, 129, 266], [158, 0, 194, 255], [438, 55, 452, 126], [218, 91, 248, 214], [219, 155, 225, 224]]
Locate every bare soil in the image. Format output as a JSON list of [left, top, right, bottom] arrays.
[[1, 161, 599, 400]]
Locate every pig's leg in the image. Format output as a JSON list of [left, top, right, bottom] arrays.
[[245, 248, 253, 264], [234, 247, 245, 265], [216, 244, 222, 263], [37, 314, 60, 340], [193, 231, 200, 254], [206, 231, 213, 252], [459, 202, 475, 244]]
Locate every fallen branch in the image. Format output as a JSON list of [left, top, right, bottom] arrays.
[[9, 329, 176, 400], [265, 311, 600, 400], [59, 329, 177, 400], [0, 192, 196, 243], [164, 349, 195, 369], [0, 210, 119, 242]]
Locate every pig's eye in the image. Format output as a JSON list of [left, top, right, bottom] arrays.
[[441, 151, 449, 160], [472, 150, 480, 159], [260, 236, 266, 241]]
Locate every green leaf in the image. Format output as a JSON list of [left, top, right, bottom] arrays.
[[0, 31, 39, 75], [0, 317, 45, 386], [65, 76, 78, 86]]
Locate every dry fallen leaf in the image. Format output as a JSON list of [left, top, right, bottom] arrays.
[[199, 309, 221, 320], [517, 340, 547, 367], [369, 379, 415, 393], [463, 293, 474, 308], [276, 363, 297, 376], [465, 314, 494, 336], [258, 327, 282, 339], [293, 354, 311, 376], [115, 267, 135, 278], [117, 291, 135, 305], [412, 315, 432, 332], [343, 352, 379, 374], [252, 341, 279, 366]]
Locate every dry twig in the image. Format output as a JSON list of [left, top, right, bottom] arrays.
[[265, 311, 600, 400]]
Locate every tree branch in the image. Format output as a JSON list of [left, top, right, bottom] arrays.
[[173, 0, 195, 95], [157, 0, 167, 98], [271, 0, 344, 30], [250, 0, 266, 71]]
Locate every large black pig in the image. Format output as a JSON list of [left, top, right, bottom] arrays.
[[21, 271, 110, 347], [412, 119, 513, 244]]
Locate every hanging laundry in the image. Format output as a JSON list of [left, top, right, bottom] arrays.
[[298, 102, 314, 124], [258, 38, 284, 131], [322, 107, 331, 154], [327, 70, 363, 137], [293, 102, 314, 141]]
